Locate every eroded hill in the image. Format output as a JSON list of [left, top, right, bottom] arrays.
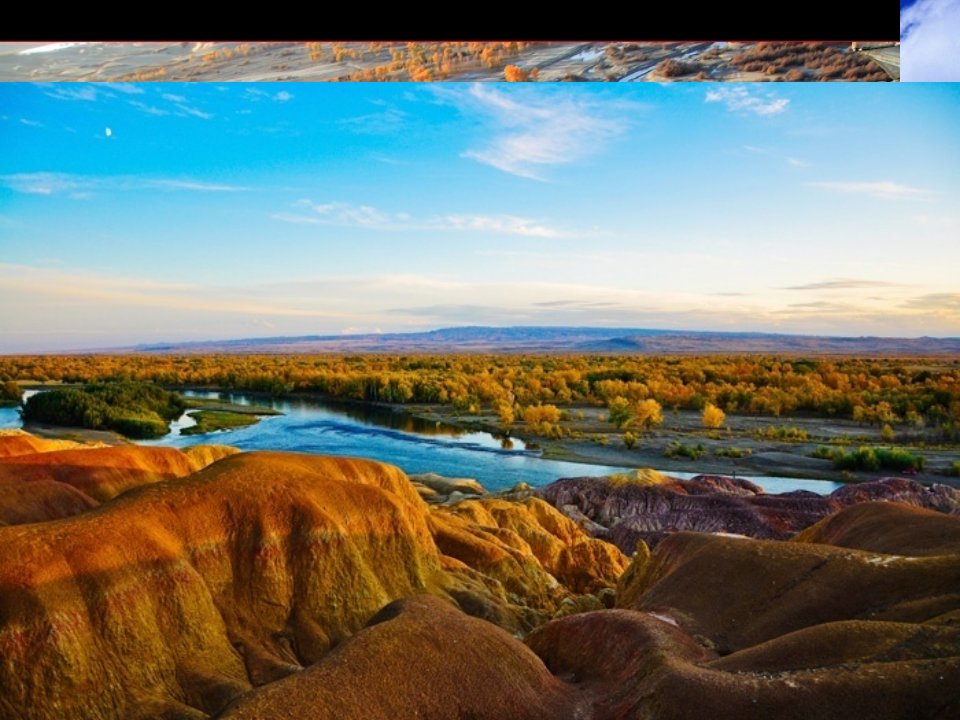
[[0, 433, 956, 719], [0, 439, 623, 719]]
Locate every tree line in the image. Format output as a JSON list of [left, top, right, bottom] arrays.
[[2, 354, 957, 436]]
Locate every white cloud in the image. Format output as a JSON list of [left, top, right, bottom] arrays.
[[124, 93, 214, 120], [0, 172, 247, 196], [41, 83, 211, 120], [43, 85, 100, 102], [440, 214, 562, 238], [293, 200, 389, 227], [439, 85, 627, 180], [705, 87, 789, 116], [150, 179, 246, 192], [241, 88, 292, 103], [340, 107, 407, 135], [129, 100, 169, 116], [783, 278, 904, 291], [19, 118, 43, 127], [273, 200, 568, 238], [0, 173, 80, 195], [808, 181, 926, 199], [111, 83, 144, 95], [902, 0, 960, 80], [170, 102, 213, 120]]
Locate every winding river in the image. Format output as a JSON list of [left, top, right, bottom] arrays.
[[1, 390, 844, 494]]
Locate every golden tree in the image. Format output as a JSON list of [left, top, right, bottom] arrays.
[[702, 403, 726, 429], [503, 64, 529, 82], [633, 399, 663, 431]]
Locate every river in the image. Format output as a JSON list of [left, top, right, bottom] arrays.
[[1, 390, 844, 494]]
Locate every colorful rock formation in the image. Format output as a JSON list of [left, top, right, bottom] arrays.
[[538, 472, 960, 552], [225, 499, 960, 720], [0, 439, 624, 719], [0, 439, 239, 524]]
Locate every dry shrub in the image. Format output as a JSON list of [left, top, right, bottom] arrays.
[[657, 58, 701, 77]]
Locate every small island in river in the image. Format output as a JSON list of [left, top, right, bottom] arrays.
[[19, 382, 281, 441]]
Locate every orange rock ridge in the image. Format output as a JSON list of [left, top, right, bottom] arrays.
[[0, 443, 624, 719]]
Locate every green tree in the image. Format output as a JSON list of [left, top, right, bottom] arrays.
[[606, 397, 633, 429]]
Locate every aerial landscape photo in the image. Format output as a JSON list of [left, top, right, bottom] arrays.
[[0, 80, 958, 718], [0, 40, 900, 82]]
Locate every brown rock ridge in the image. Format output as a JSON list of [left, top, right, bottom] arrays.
[[794, 499, 960, 556], [223, 500, 960, 720], [0, 447, 623, 719], [219, 595, 577, 720], [538, 472, 960, 553], [616, 531, 960, 652]]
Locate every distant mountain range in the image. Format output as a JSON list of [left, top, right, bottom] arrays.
[[127, 326, 960, 355]]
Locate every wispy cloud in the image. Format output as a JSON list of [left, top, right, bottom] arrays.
[[121, 91, 213, 120], [42, 83, 213, 120], [706, 87, 789, 116], [532, 300, 618, 308], [743, 145, 809, 168], [129, 100, 169, 116], [169, 101, 212, 120], [0, 173, 80, 196], [111, 83, 144, 95], [340, 107, 407, 135], [0, 172, 247, 196], [43, 85, 100, 102], [443, 214, 565, 238], [0, 264, 347, 320], [243, 88, 294, 103], [784, 278, 903, 291], [285, 201, 388, 227], [273, 200, 569, 238], [440, 84, 628, 180], [901, 0, 960, 81], [808, 181, 926, 199], [901, 292, 960, 311], [786, 300, 861, 313], [19, 118, 43, 128], [150, 179, 247, 192]]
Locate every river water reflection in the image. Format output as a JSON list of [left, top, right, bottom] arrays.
[[1, 390, 843, 494]]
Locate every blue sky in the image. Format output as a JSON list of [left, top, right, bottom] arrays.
[[1, 81, 959, 351], [902, 0, 960, 80]]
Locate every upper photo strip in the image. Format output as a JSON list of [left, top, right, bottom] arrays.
[[0, 41, 900, 83]]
